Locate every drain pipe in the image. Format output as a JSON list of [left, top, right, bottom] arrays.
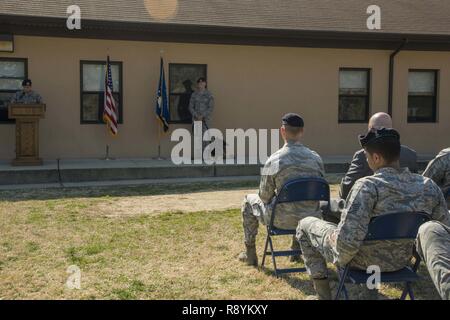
[[388, 39, 408, 117]]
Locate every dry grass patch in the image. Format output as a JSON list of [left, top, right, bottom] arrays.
[[0, 176, 440, 300]]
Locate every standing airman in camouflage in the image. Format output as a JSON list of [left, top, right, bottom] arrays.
[[10, 79, 43, 104], [423, 148, 450, 208], [416, 221, 450, 300], [296, 128, 450, 300], [189, 77, 214, 133], [239, 113, 325, 267]]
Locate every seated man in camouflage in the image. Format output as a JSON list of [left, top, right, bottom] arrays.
[[416, 221, 450, 300], [296, 128, 450, 300], [423, 148, 450, 208], [325, 113, 417, 224], [239, 113, 325, 267]]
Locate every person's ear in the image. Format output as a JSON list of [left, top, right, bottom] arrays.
[[280, 126, 286, 139]]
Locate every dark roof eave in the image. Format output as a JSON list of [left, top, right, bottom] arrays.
[[2, 14, 450, 51]]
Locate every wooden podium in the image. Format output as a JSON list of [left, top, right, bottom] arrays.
[[8, 103, 46, 166]]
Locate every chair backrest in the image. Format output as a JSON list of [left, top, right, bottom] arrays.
[[364, 212, 431, 241], [270, 177, 330, 229], [276, 177, 330, 204]]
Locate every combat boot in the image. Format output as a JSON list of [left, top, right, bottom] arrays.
[[290, 237, 302, 262], [311, 278, 332, 300], [238, 244, 258, 267]]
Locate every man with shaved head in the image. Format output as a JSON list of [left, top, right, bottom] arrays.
[[338, 112, 418, 202], [320, 112, 418, 224]]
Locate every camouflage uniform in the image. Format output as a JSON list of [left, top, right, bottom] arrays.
[[242, 141, 325, 246], [423, 148, 450, 208], [416, 221, 450, 300], [340, 145, 418, 200], [297, 167, 450, 280], [189, 89, 214, 132], [10, 90, 43, 104]]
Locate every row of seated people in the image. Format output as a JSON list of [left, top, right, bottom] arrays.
[[238, 112, 450, 300]]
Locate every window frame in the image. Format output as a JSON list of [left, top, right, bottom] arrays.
[[79, 60, 123, 125], [168, 63, 207, 124], [407, 69, 438, 123], [0, 57, 28, 124], [338, 67, 371, 124]]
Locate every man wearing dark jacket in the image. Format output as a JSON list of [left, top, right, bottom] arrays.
[[340, 112, 418, 199]]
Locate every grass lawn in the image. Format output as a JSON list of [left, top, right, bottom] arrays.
[[0, 178, 440, 300]]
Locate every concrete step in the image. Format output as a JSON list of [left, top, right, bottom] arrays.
[[0, 158, 431, 186]]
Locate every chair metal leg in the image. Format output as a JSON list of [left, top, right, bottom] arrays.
[[268, 236, 279, 277], [335, 266, 350, 300], [407, 283, 415, 300], [261, 233, 270, 268]]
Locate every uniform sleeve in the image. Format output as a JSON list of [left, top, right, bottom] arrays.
[[423, 156, 445, 186], [36, 93, 43, 104], [430, 182, 450, 226], [339, 150, 372, 199], [188, 94, 196, 119], [333, 180, 376, 266], [204, 94, 214, 120], [258, 160, 276, 205]]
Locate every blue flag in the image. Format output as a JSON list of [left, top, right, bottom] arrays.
[[156, 58, 170, 132]]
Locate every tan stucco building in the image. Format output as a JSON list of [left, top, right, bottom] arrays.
[[1, 1, 449, 161]]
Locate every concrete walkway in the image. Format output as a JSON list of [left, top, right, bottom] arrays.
[[0, 155, 432, 188]]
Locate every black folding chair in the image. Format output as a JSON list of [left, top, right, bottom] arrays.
[[335, 212, 430, 300], [261, 177, 330, 277]]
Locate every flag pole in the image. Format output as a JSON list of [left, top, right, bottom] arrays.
[[155, 49, 165, 161], [103, 51, 111, 161], [102, 50, 115, 161]]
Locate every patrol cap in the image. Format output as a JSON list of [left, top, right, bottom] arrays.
[[282, 113, 304, 128], [22, 79, 32, 86], [359, 128, 400, 148]]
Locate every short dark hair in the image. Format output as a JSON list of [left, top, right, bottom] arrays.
[[284, 124, 303, 136], [197, 77, 206, 83], [22, 79, 32, 86], [364, 137, 401, 163]]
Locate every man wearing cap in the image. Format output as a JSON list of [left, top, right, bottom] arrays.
[[323, 112, 418, 224], [189, 77, 214, 132], [10, 79, 43, 104], [238, 113, 325, 267], [296, 128, 450, 300], [423, 148, 450, 208], [339, 112, 417, 201]]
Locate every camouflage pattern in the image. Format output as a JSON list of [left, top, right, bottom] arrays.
[[10, 90, 43, 104], [340, 145, 418, 200], [423, 148, 450, 208], [416, 221, 450, 300], [188, 89, 214, 123], [242, 141, 324, 246], [297, 167, 450, 279]]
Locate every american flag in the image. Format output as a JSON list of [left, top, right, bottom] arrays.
[[103, 56, 118, 136]]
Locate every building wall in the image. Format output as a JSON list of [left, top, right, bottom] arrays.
[[0, 35, 449, 160]]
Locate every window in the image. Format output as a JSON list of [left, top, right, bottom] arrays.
[[0, 58, 27, 123], [80, 61, 123, 124], [169, 63, 207, 123], [408, 70, 438, 123], [338, 68, 370, 123]]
